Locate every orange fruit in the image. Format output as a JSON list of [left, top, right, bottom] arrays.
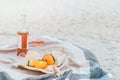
[[28, 59, 36, 67], [34, 60, 47, 69], [42, 53, 55, 65]]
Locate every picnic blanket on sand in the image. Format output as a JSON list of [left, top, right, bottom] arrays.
[[0, 36, 109, 80]]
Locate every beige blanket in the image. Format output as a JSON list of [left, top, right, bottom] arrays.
[[0, 35, 89, 80]]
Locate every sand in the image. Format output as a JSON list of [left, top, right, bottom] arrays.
[[0, 0, 120, 79], [61, 36, 120, 80]]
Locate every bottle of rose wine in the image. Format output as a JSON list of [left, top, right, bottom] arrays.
[[17, 14, 29, 57]]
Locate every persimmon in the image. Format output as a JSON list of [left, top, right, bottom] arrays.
[[28, 59, 36, 67], [42, 53, 55, 65], [28, 60, 47, 69], [34, 60, 47, 69]]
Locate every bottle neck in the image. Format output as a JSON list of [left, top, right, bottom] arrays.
[[18, 14, 29, 33]]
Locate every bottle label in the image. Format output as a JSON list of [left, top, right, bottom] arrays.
[[17, 33, 28, 49], [17, 35, 22, 48]]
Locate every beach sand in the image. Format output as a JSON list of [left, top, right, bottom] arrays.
[[0, 0, 120, 79]]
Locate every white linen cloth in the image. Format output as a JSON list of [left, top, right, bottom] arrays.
[[0, 35, 90, 80]]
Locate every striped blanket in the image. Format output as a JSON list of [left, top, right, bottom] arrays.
[[0, 36, 109, 80]]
